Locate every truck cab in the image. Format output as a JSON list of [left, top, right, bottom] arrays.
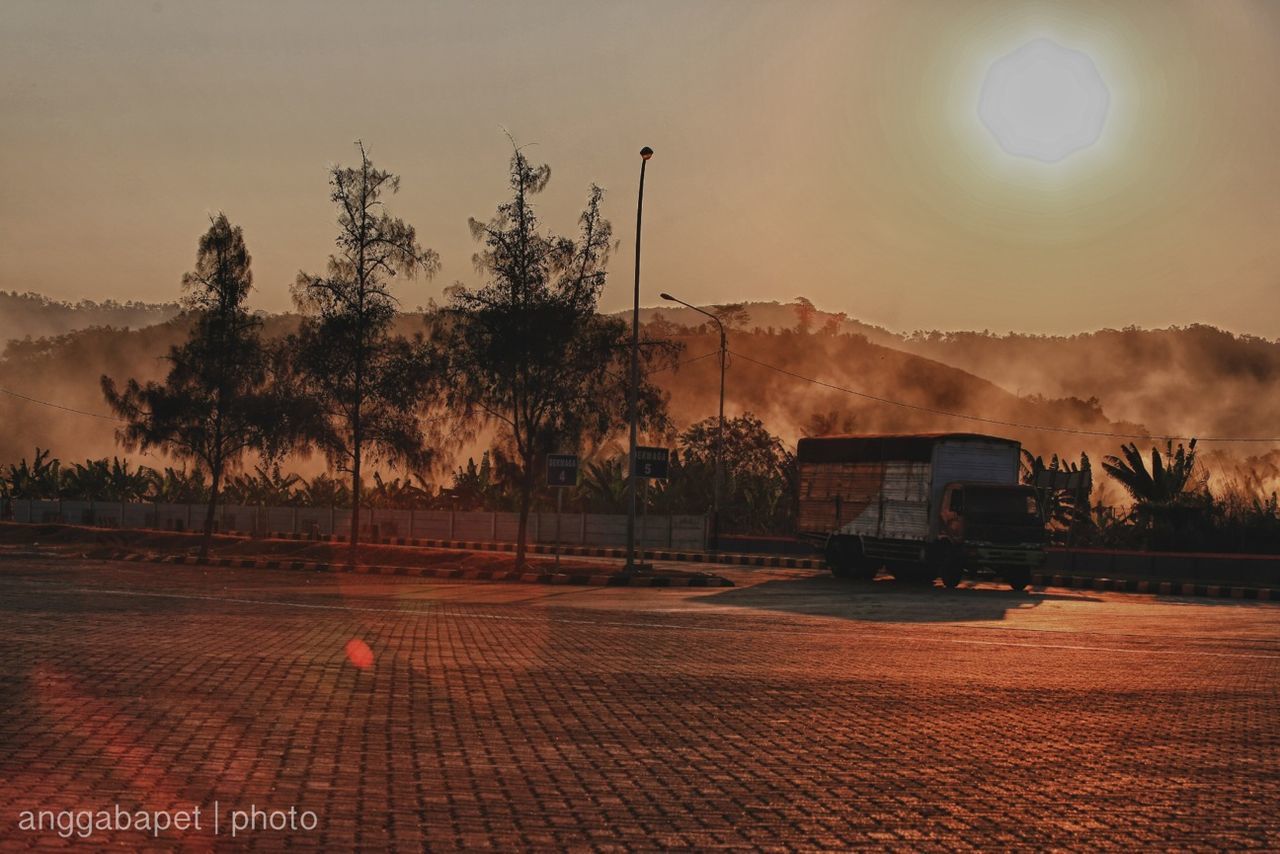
[[939, 482, 1047, 588]]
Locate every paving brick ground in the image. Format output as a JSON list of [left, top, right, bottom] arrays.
[[0, 553, 1278, 851]]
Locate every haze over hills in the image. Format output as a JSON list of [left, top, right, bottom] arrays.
[[642, 300, 1280, 447], [0, 291, 179, 344], [3, 295, 1278, 497]]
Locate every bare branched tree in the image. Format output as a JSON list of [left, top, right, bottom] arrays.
[[438, 144, 678, 568], [288, 143, 441, 558]]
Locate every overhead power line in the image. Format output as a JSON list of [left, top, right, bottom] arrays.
[[672, 349, 721, 369], [0, 386, 124, 423], [727, 350, 1280, 445]]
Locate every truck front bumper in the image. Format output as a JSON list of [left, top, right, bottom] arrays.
[[965, 543, 1046, 568]]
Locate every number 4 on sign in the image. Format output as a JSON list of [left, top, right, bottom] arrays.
[[546, 454, 579, 488]]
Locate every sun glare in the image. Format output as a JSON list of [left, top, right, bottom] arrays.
[[978, 38, 1110, 163]]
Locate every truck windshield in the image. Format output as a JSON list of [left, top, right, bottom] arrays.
[[966, 489, 1039, 517]]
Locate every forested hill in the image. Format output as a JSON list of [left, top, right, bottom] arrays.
[[892, 324, 1280, 449], [3, 296, 1278, 495], [1, 310, 1142, 470], [641, 299, 1280, 453], [0, 291, 179, 344]]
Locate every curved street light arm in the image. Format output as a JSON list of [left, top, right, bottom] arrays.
[[659, 292, 726, 343]]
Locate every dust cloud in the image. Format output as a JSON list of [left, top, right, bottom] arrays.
[[3, 302, 1278, 499]]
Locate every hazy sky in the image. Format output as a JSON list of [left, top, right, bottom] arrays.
[[3, 0, 1279, 336]]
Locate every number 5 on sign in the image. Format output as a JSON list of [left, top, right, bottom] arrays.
[[632, 446, 670, 479]]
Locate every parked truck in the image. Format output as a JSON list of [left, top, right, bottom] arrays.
[[796, 433, 1046, 590]]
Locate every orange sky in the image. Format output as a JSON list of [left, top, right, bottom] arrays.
[[2, 0, 1279, 336]]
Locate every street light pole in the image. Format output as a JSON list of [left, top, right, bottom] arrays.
[[660, 292, 726, 553], [625, 146, 653, 573]]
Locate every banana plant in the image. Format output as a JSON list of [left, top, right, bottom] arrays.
[[5, 448, 61, 499], [59, 459, 112, 500], [1021, 449, 1093, 535], [298, 473, 351, 508], [578, 457, 628, 514], [1102, 440, 1200, 507], [107, 457, 155, 501], [146, 466, 209, 503], [366, 472, 433, 508]]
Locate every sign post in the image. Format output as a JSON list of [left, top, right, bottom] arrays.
[[546, 455, 580, 571], [631, 447, 670, 555], [555, 488, 563, 570]]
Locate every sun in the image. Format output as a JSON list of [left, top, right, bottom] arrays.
[[978, 38, 1110, 164]]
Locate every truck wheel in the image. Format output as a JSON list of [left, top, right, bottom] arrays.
[[824, 538, 855, 579], [1006, 568, 1031, 591], [926, 545, 962, 591], [853, 560, 881, 581], [942, 552, 964, 588]]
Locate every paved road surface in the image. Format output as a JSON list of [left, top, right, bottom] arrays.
[[1, 552, 1277, 850]]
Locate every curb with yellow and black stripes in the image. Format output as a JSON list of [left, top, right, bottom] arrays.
[[202, 532, 1280, 601], [1031, 572, 1276, 601], [225, 530, 824, 569], [102, 550, 735, 588]]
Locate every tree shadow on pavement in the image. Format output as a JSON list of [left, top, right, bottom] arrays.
[[700, 573, 1101, 623]]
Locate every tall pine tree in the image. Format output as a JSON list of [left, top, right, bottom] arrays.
[[289, 143, 440, 556], [439, 145, 677, 568], [102, 214, 272, 558]]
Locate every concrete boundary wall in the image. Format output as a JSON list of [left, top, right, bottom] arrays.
[[1044, 547, 1280, 588], [9, 499, 707, 551]]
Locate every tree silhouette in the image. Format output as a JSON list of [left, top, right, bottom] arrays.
[[820, 311, 846, 336], [447, 453, 500, 511], [366, 471, 433, 509], [578, 456, 629, 514], [298, 473, 350, 508], [438, 144, 677, 568], [801, 409, 857, 437], [60, 458, 153, 502], [102, 214, 272, 558], [1021, 449, 1092, 540], [1102, 439, 1199, 506], [223, 463, 303, 506], [146, 466, 208, 503], [712, 303, 751, 331], [676, 413, 794, 534], [793, 296, 816, 333], [288, 143, 440, 558], [1102, 439, 1207, 544], [4, 448, 62, 500]]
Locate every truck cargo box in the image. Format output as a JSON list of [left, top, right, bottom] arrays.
[[796, 433, 1021, 541]]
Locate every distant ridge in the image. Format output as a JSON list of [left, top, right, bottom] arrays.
[[625, 299, 1280, 449], [0, 290, 179, 346]]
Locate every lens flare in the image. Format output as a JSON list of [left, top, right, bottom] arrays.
[[344, 638, 374, 670]]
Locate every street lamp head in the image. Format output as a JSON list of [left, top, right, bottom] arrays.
[[640, 146, 654, 160], [659, 292, 675, 302]]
